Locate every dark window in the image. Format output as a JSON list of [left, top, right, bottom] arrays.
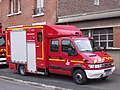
[[92, 28, 113, 47], [50, 40, 59, 52], [93, 36, 99, 40], [100, 35, 106, 40], [108, 29, 113, 33], [62, 40, 74, 53], [82, 30, 89, 36], [0, 36, 5, 46], [81, 28, 113, 47], [37, 32, 42, 42], [108, 42, 113, 47], [100, 42, 106, 47], [100, 29, 107, 34], [93, 30, 99, 34], [108, 35, 113, 40]]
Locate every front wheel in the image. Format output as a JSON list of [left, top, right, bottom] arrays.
[[18, 65, 27, 76], [73, 69, 87, 85]]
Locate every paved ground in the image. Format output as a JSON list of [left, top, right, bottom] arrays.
[[0, 66, 120, 90], [0, 78, 48, 90]]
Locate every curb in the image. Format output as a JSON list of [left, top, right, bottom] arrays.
[[0, 76, 73, 90]]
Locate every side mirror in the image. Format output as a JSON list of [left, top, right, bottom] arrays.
[[68, 48, 78, 56]]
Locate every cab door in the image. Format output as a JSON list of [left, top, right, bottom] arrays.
[[60, 38, 78, 75], [49, 38, 61, 74]]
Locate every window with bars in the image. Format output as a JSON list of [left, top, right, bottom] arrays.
[[9, 0, 21, 15], [82, 28, 113, 48], [34, 0, 44, 15]]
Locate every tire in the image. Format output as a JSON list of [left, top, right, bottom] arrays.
[[18, 65, 27, 76], [73, 69, 87, 85]]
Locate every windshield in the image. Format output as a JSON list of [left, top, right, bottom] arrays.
[[74, 39, 102, 52], [0, 36, 5, 46]]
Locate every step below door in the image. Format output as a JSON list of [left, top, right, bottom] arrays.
[[27, 42, 36, 72]]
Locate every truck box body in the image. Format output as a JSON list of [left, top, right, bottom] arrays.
[[6, 25, 115, 84]]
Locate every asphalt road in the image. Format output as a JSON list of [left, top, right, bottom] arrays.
[[0, 78, 48, 90], [0, 66, 120, 90]]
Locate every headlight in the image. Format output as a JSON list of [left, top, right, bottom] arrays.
[[94, 64, 102, 68], [88, 64, 102, 68], [88, 64, 95, 68]]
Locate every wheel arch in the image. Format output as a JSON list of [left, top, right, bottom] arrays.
[[17, 64, 27, 75], [72, 65, 85, 75]]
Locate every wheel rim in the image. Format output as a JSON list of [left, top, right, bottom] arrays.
[[75, 73, 83, 82], [20, 66, 25, 75]]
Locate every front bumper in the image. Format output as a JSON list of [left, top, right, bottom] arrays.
[[85, 66, 115, 79]]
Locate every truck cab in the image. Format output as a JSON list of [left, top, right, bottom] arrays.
[[49, 35, 115, 84]]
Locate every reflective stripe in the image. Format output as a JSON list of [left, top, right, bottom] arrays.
[[71, 60, 84, 63], [7, 28, 23, 30], [37, 58, 44, 60], [49, 59, 65, 62], [7, 26, 43, 31], [49, 59, 59, 61], [42, 29, 44, 59]]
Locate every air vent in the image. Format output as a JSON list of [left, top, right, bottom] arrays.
[[89, 55, 96, 57]]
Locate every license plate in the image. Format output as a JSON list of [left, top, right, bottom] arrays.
[[104, 69, 112, 76]]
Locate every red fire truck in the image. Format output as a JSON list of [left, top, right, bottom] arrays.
[[6, 25, 115, 84], [0, 23, 6, 65]]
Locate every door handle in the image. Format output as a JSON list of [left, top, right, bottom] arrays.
[[59, 56, 62, 59], [49, 56, 52, 58], [36, 45, 40, 48]]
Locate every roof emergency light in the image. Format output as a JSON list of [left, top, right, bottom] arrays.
[[75, 32, 79, 36]]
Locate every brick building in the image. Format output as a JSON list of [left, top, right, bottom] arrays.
[[0, 0, 57, 31], [57, 0, 120, 48]]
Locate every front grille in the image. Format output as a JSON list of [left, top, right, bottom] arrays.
[[101, 62, 113, 68]]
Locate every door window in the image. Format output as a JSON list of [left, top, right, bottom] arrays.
[[37, 32, 42, 42], [62, 40, 74, 53], [50, 40, 59, 52]]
